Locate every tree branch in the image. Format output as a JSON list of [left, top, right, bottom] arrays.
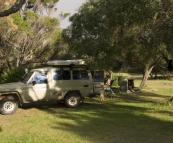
[[0, 0, 26, 17]]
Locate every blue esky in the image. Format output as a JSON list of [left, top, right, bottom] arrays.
[[53, 0, 87, 29]]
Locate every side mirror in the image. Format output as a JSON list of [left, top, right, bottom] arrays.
[[32, 81, 36, 85]]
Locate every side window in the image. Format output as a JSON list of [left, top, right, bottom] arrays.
[[73, 71, 80, 80], [53, 70, 71, 80], [63, 71, 71, 80], [81, 70, 89, 79], [53, 71, 62, 80], [30, 72, 47, 84], [73, 70, 89, 80], [94, 71, 104, 82]]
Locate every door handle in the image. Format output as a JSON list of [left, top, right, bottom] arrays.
[[84, 85, 89, 87]]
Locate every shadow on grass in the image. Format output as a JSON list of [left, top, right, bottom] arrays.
[[110, 87, 172, 104], [14, 88, 173, 143], [19, 94, 173, 143], [21, 102, 66, 111], [37, 100, 173, 143]]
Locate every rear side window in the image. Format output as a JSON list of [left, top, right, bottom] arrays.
[[53, 70, 71, 80], [73, 70, 89, 80], [94, 71, 104, 82]]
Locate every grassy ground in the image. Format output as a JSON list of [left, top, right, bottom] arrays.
[[1, 74, 173, 143]]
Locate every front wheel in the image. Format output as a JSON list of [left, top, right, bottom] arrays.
[[0, 97, 18, 115], [65, 93, 81, 108]]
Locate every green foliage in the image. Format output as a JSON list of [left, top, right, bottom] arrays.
[[0, 67, 25, 84], [29, 0, 35, 2], [0, 0, 63, 77], [50, 30, 61, 45], [64, 0, 173, 70], [10, 13, 30, 32], [24, 11, 39, 21], [0, 21, 9, 29], [44, 17, 59, 28], [41, 0, 59, 3], [59, 12, 70, 19]]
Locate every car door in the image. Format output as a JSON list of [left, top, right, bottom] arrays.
[[25, 72, 48, 101], [50, 69, 72, 100], [72, 69, 93, 96], [93, 70, 104, 93]]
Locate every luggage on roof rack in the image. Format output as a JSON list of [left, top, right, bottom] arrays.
[[46, 59, 86, 66]]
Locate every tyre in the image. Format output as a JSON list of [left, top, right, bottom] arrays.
[[65, 93, 81, 108], [0, 97, 18, 115]]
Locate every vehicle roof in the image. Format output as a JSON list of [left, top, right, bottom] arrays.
[[30, 67, 53, 72], [46, 59, 86, 66], [30, 65, 87, 72]]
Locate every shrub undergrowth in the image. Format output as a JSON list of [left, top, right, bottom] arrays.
[[0, 67, 25, 84]]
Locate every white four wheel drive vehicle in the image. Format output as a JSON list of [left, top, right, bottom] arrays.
[[0, 59, 104, 115]]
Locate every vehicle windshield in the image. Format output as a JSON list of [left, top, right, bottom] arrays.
[[20, 72, 33, 84]]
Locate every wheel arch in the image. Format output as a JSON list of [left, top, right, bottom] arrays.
[[64, 90, 82, 99], [0, 92, 23, 105]]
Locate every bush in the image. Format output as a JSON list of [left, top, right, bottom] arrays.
[[0, 67, 25, 84]]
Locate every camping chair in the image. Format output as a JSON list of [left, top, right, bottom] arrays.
[[104, 80, 115, 98]]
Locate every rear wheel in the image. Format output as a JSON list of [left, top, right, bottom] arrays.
[[0, 97, 18, 115], [65, 93, 81, 108]]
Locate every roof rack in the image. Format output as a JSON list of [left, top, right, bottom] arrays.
[[45, 59, 86, 66]]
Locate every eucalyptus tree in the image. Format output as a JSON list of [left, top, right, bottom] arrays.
[[63, 0, 173, 88], [10, 12, 61, 67], [0, 11, 62, 73], [0, 6, 18, 72], [0, 0, 64, 80]]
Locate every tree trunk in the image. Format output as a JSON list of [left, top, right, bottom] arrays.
[[6, 60, 12, 69], [139, 65, 154, 88], [16, 59, 20, 67]]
